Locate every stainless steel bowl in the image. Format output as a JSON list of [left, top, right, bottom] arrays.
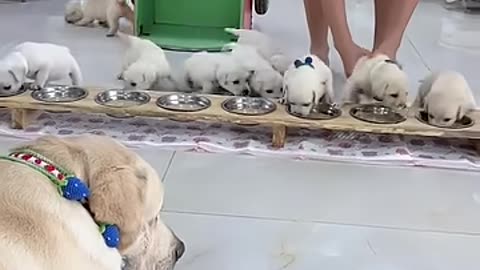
[[287, 103, 342, 120], [31, 86, 88, 102], [350, 104, 406, 124], [156, 93, 211, 112], [221, 97, 276, 116], [95, 89, 151, 107], [416, 111, 474, 129]]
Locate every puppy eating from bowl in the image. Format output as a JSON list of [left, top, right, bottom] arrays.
[[414, 70, 476, 127], [225, 43, 284, 99], [343, 54, 408, 109], [0, 42, 83, 93], [117, 33, 175, 91], [64, 0, 134, 37], [281, 55, 334, 117], [184, 51, 252, 96], [0, 135, 184, 270]]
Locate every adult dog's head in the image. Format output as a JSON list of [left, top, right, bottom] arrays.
[[15, 135, 184, 270]]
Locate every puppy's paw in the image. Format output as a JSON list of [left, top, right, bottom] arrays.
[[30, 84, 42, 91], [278, 97, 286, 105]]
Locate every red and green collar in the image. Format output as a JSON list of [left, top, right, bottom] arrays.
[[1, 150, 89, 201], [0, 150, 121, 248]]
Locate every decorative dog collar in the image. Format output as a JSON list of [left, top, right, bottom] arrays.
[[294, 56, 314, 69], [0, 150, 120, 249]]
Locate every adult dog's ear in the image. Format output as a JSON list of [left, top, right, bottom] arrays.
[[89, 165, 146, 252]]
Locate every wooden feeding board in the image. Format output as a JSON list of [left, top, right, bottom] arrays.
[[1, 87, 480, 148]]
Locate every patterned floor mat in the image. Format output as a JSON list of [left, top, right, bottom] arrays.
[[0, 110, 478, 171]]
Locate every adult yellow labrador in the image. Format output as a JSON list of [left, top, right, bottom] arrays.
[[0, 135, 184, 270]]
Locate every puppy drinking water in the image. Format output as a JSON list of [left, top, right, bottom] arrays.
[[225, 28, 292, 75], [282, 55, 334, 117], [226, 44, 283, 99], [414, 71, 476, 127], [343, 54, 408, 109], [117, 33, 174, 91], [65, 0, 134, 37], [184, 51, 252, 96], [0, 42, 83, 93]]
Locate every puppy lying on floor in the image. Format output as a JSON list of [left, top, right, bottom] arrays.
[[0, 42, 83, 93], [281, 55, 334, 116], [65, 0, 134, 37], [343, 54, 408, 109], [0, 135, 184, 270], [117, 33, 175, 91], [413, 70, 476, 127]]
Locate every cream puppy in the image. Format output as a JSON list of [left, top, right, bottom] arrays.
[[225, 28, 292, 75], [414, 71, 476, 127], [344, 54, 408, 108], [0, 42, 83, 93], [282, 55, 334, 116], [184, 51, 252, 96], [117, 33, 173, 91], [226, 44, 283, 98], [65, 0, 134, 37]]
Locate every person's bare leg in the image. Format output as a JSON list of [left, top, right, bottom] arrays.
[[318, 0, 369, 76], [373, 0, 419, 59], [304, 0, 330, 65]]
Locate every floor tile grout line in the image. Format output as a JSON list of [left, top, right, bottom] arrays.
[[161, 151, 177, 183], [407, 35, 432, 72], [163, 209, 480, 237]]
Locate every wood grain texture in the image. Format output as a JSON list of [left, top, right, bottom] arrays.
[[1, 87, 480, 142]]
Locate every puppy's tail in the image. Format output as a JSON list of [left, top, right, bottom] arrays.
[[224, 27, 242, 37], [70, 59, 83, 86]]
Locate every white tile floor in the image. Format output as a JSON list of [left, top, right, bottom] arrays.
[[2, 0, 480, 269]]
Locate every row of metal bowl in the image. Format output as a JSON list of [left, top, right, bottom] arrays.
[[1, 85, 474, 129]]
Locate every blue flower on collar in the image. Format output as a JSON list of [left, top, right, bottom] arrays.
[[294, 56, 314, 69]]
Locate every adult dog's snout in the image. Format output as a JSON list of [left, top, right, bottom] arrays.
[[174, 239, 185, 261]]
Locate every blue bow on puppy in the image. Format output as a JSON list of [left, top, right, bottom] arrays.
[[294, 56, 314, 69]]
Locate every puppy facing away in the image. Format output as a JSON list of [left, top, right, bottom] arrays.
[[225, 28, 292, 75], [64, 0, 85, 24], [344, 54, 408, 109], [117, 33, 174, 91], [0, 42, 82, 93], [282, 54, 334, 116], [65, 0, 134, 37], [0, 135, 184, 270], [184, 51, 252, 96], [414, 71, 476, 127], [226, 44, 283, 98]]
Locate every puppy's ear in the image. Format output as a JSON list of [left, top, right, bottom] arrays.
[[456, 105, 465, 120], [117, 72, 124, 81], [89, 165, 146, 252], [8, 70, 19, 83]]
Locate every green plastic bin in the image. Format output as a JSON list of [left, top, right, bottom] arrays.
[[135, 0, 249, 52]]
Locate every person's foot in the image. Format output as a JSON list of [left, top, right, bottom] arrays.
[[339, 44, 370, 77], [311, 46, 330, 66]]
